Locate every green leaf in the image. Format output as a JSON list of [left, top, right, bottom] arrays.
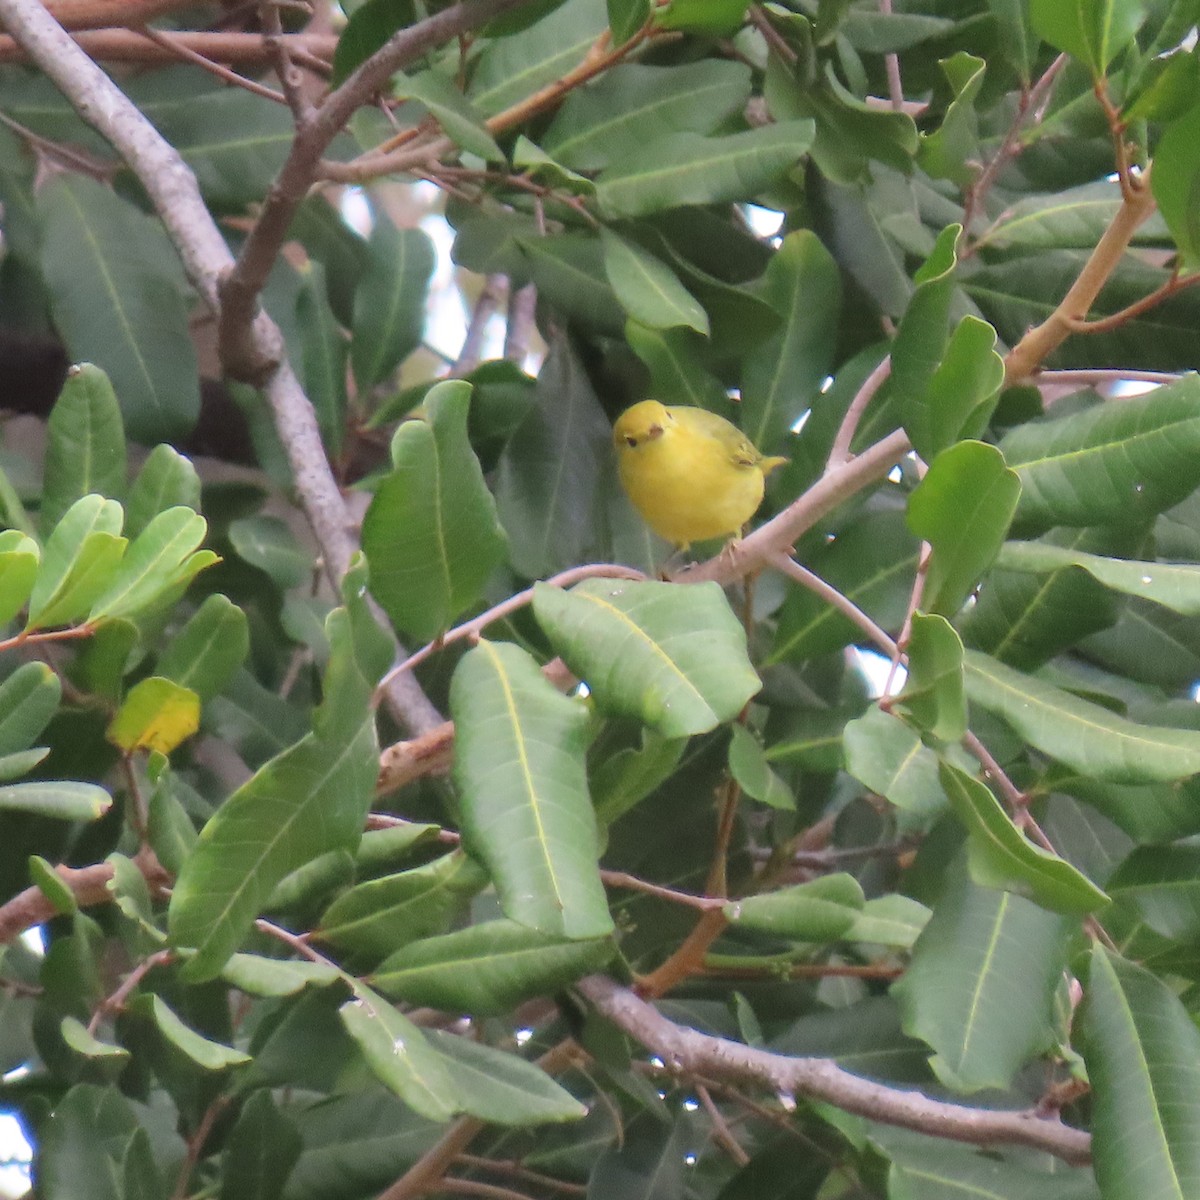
[[657, 0, 748, 34], [26, 495, 126, 631], [37, 173, 198, 442], [727, 724, 793, 810], [147, 775, 198, 876], [229, 516, 310, 591], [961, 526, 1130, 669], [1153, 102, 1200, 266], [169, 605, 381, 980], [295, 261, 348, 455], [999, 376, 1200, 532], [220, 954, 341, 997], [0, 661, 61, 755], [468, 0, 607, 118], [907, 441, 1021, 617], [0, 529, 39, 626], [363, 380, 507, 642], [917, 54, 986, 187], [595, 122, 815, 220], [132, 67, 299, 208], [896, 613, 966, 742], [543, 60, 752, 172], [532, 579, 761, 738], [740, 231, 842, 454], [907, 317, 1005, 464], [450, 640, 612, 939], [0, 781, 112, 821], [428, 1030, 586, 1124], [40, 364, 127, 535], [723, 874, 864, 940], [219, 1090, 302, 1200], [317, 852, 487, 958], [890, 224, 960, 431], [396, 69, 504, 161], [624, 321, 728, 411], [600, 230, 709, 335], [893, 859, 1070, 1092], [106, 676, 200, 756], [1081, 947, 1200, 1199], [606, 0, 648, 44], [157, 594, 249, 702], [975, 179, 1170, 253], [592, 730, 687, 826], [124, 445, 200, 540], [38, 1083, 139, 1200], [350, 216, 435, 394], [842, 706, 949, 823], [938, 761, 1110, 915], [495, 336, 611, 578], [31, 855, 79, 914], [519, 234, 627, 335], [997, 541, 1200, 617], [964, 649, 1200, 783], [338, 986, 459, 1121], [131, 994, 251, 1069], [983, 0, 1038, 80], [88, 507, 209, 622], [60, 1017, 129, 1067], [1030, 0, 1146, 74], [373, 918, 614, 1014], [1106, 845, 1200, 940], [846, 894, 931, 949], [331, 0, 418, 83], [589, 1114, 690, 1200]]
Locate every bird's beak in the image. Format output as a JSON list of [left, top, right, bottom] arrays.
[[646, 423, 664, 440]]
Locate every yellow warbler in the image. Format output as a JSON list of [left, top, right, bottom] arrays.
[[613, 400, 788, 548]]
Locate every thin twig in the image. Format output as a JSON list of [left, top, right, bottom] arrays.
[[373, 563, 646, 701], [878, 0, 903, 111], [87, 948, 174, 1035], [454, 1155, 587, 1196], [132, 23, 289, 104], [825, 355, 892, 472], [696, 1082, 750, 1165]]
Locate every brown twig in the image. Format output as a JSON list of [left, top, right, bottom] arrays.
[[454, 1155, 587, 1197], [87, 948, 174, 1035], [132, 23, 289, 103], [0, 27, 337, 62], [696, 1081, 750, 1165], [1004, 167, 1157, 381], [960, 54, 1066, 253], [824, 356, 892, 472]]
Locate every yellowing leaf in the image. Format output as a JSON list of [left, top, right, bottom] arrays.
[[107, 676, 200, 755]]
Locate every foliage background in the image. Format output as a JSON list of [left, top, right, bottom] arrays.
[[3, 0, 1200, 1197]]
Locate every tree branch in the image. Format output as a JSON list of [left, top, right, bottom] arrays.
[[577, 975, 1093, 1166], [218, 0, 534, 381]]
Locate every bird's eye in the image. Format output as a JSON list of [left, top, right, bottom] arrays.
[[624, 435, 638, 448]]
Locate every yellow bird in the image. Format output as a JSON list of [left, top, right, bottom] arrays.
[[613, 400, 788, 548]]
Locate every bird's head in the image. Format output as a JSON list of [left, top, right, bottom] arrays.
[[613, 400, 673, 452]]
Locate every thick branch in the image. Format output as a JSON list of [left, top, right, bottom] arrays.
[[578, 975, 1093, 1166], [1003, 171, 1157, 382]]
